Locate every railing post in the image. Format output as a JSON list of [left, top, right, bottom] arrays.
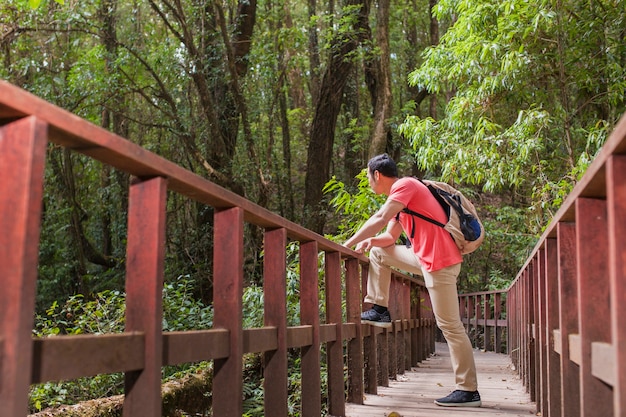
[[124, 176, 167, 417], [263, 227, 288, 417], [557, 221, 580, 417], [0, 117, 48, 417], [537, 248, 547, 413], [213, 207, 244, 417], [325, 251, 345, 417], [494, 292, 502, 353], [356, 261, 379, 394], [576, 198, 613, 417], [346, 257, 364, 403], [410, 283, 420, 365], [607, 155, 626, 417], [544, 238, 562, 417], [300, 240, 321, 417], [484, 293, 492, 351]]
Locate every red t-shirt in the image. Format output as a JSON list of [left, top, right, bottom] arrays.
[[388, 177, 462, 271]]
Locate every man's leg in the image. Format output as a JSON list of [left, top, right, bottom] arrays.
[[423, 263, 478, 392], [365, 245, 423, 307]]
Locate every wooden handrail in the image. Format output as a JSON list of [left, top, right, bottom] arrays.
[[0, 81, 436, 417], [504, 112, 626, 416]]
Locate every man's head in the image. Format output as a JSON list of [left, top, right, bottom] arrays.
[[367, 153, 398, 195], [367, 153, 398, 178]]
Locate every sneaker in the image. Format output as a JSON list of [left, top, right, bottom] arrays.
[[434, 390, 481, 407], [360, 308, 392, 328]]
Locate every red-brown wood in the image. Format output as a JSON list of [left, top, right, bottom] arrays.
[[607, 156, 626, 417], [544, 238, 562, 417], [123, 176, 167, 417], [0, 82, 441, 417], [0, 117, 48, 417], [263, 227, 288, 417], [346, 258, 364, 403], [325, 251, 345, 417], [576, 198, 613, 417], [212, 207, 245, 417], [300, 240, 321, 417], [484, 293, 492, 351], [535, 246, 548, 415], [556, 222, 580, 417], [162, 329, 229, 364]]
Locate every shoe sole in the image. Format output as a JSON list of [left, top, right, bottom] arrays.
[[361, 319, 392, 328], [434, 400, 482, 407]]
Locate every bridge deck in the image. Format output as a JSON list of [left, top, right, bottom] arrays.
[[346, 343, 535, 417]]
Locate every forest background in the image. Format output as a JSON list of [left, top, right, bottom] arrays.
[[1, 0, 625, 414]]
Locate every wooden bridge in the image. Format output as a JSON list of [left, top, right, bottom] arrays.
[[1, 80, 625, 417]]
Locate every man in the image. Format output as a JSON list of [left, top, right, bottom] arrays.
[[343, 153, 481, 408]]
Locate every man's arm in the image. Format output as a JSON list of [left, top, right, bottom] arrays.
[[344, 199, 404, 248]]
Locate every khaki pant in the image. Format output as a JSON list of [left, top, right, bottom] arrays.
[[366, 245, 478, 391]]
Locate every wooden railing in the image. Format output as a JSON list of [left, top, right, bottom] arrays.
[[458, 290, 508, 354], [506, 112, 626, 417], [0, 81, 437, 417]]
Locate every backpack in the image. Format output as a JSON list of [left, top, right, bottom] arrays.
[[399, 178, 485, 255]]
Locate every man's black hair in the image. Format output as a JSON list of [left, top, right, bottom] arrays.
[[368, 153, 398, 178]]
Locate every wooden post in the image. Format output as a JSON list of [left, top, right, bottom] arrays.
[[607, 155, 626, 417], [0, 117, 48, 417], [346, 258, 364, 403], [212, 207, 244, 417], [545, 238, 562, 417], [557, 222, 580, 417], [263, 227, 288, 417], [124, 176, 167, 417], [300, 240, 321, 417], [576, 198, 613, 417], [325, 251, 345, 417]]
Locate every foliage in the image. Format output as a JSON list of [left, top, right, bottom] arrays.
[[400, 0, 624, 233], [29, 278, 214, 412], [324, 169, 386, 242]]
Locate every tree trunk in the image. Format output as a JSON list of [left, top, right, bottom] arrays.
[[429, 0, 439, 118], [367, 0, 393, 158], [303, 0, 371, 233]]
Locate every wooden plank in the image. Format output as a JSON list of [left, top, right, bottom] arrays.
[[163, 329, 229, 364], [528, 261, 536, 404], [346, 343, 535, 417], [557, 221, 580, 417], [244, 327, 278, 354], [31, 333, 144, 383], [123, 176, 167, 417], [569, 334, 582, 365], [286, 325, 313, 348], [325, 251, 345, 417], [544, 238, 562, 417], [0, 117, 48, 417], [537, 248, 547, 414], [342, 322, 357, 340], [300, 240, 321, 417], [592, 341, 616, 386], [212, 207, 244, 417], [554, 330, 561, 354], [263, 227, 288, 417], [607, 155, 626, 416], [576, 198, 613, 417], [319, 323, 337, 343]]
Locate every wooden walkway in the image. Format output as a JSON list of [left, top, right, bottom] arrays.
[[345, 343, 535, 417]]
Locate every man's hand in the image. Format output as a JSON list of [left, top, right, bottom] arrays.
[[353, 238, 374, 254]]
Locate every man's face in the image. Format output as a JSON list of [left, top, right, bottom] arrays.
[[367, 169, 381, 194]]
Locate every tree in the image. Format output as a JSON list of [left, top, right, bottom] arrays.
[[303, 0, 372, 233]]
